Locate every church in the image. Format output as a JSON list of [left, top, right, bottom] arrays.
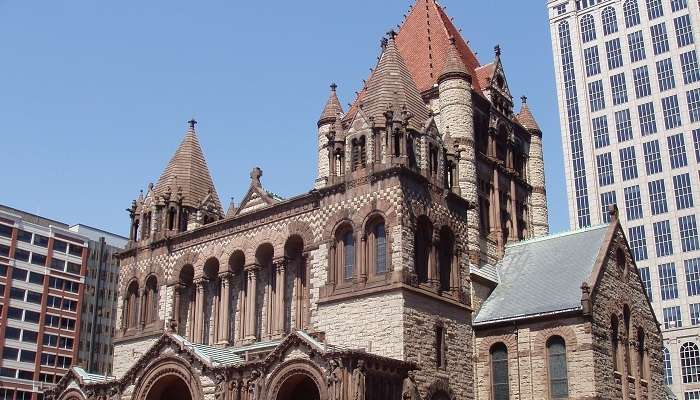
[[47, 1, 668, 399]]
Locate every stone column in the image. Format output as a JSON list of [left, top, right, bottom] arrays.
[[492, 168, 503, 249], [171, 284, 182, 330], [359, 236, 368, 284], [245, 266, 259, 342], [236, 273, 246, 344], [510, 177, 519, 241], [194, 278, 206, 343], [328, 243, 337, 288], [218, 273, 232, 345], [428, 238, 438, 287], [138, 288, 147, 328], [186, 287, 195, 340], [274, 258, 287, 337]]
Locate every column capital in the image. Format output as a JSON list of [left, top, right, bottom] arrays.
[[193, 277, 209, 287], [273, 257, 288, 271], [244, 263, 262, 273], [218, 271, 234, 282]]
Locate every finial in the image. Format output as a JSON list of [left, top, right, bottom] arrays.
[[387, 29, 397, 40], [330, 82, 337, 92], [188, 118, 197, 130], [521, 95, 528, 104], [250, 167, 263, 185], [449, 36, 456, 46], [380, 37, 388, 49], [494, 45, 501, 57]]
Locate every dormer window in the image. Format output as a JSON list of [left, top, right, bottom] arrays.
[[351, 136, 367, 171]]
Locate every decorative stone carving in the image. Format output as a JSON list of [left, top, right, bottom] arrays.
[[327, 359, 343, 400], [246, 370, 264, 400], [352, 359, 367, 400], [402, 371, 420, 400]]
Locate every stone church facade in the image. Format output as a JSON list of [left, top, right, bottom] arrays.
[[47, 1, 669, 399]]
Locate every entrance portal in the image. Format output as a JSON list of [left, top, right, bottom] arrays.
[[146, 374, 193, 400], [276, 374, 321, 400]]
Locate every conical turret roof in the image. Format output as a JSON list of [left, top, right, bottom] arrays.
[[154, 121, 223, 215], [357, 34, 429, 131], [439, 37, 471, 83], [516, 97, 541, 132], [318, 83, 344, 127]]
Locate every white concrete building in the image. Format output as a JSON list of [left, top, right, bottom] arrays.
[[548, 0, 700, 397]]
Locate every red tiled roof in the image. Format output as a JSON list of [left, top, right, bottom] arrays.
[[516, 99, 542, 132], [395, 0, 482, 93], [474, 63, 495, 92]]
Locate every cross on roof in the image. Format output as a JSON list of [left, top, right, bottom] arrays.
[[188, 119, 197, 130]]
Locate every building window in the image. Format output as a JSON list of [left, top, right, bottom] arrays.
[[615, 109, 633, 142], [673, 173, 694, 210], [628, 30, 646, 62], [638, 102, 658, 135], [593, 116, 610, 148], [687, 391, 700, 400], [632, 66, 652, 98], [602, 7, 618, 35], [624, 185, 643, 220], [547, 336, 569, 398], [436, 324, 446, 368], [611, 315, 620, 371], [688, 258, 700, 297], [654, 221, 674, 257], [351, 136, 367, 172], [681, 342, 700, 383], [651, 23, 670, 55], [691, 304, 700, 325], [438, 227, 456, 292], [664, 347, 674, 385], [588, 80, 606, 112], [668, 133, 688, 169], [646, 0, 664, 18], [629, 226, 649, 261], [688, 89, 700, 123], [619, 146, 639, 181], [681, 51, 700, 84], [648, 179, 668, 215], [343, 231, 355, 281], [639, 266, 653, 300], [656, 58, 676, 92], [664, 305, 683, 328], [624, 0, 641, 27], [662, 95, 682, 129], [659, 262, 679, 300], [580, 14, 597, 43], [601, 191, 617, 223], [606, 38, 624, 70], [559, 21, 591, 228], [610, 73, 629, 105], [671, 0, 688, 11], [584, 46, 601, 77], [643, 140, 663, 174], [674, 14, 694, 47], [414, 216, 433, 284], [680, 215, 700, 252], [556, 4, 567, 14], [367, 218, 387, 275], [490, 343, 509, 400]]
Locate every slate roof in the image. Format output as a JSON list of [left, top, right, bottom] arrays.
[[153, 123, 223, 215], [395, 0, 481, 92], [474, 225, 610, 326]]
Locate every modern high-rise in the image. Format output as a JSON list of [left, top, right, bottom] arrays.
[[548, 0, 700, 397], [0, 205, 125, 400]]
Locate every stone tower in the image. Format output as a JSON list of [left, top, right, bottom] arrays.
[[517, 96, 549, 237], [315, 84, 343, 189]]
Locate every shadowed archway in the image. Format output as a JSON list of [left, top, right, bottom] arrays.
[[146, 374, 193, 400], [276, 374, 320, 400]]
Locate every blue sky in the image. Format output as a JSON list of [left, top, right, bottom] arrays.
[[0, 0, 569, 237]]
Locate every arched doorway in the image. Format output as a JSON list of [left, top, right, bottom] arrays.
[[146, 375, 193, 400], [276, 374, 320, 400]]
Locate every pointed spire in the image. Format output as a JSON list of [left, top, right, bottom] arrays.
[[361, 32, 429, 131], [153, 120, 224, 216], [516, 96, 542, 133], [318, 83, 344, 127], [438, 37, 471, 84]]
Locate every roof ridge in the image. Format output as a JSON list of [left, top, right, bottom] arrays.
[[505, 224, 610, 249]]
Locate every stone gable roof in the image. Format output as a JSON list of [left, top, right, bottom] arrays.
[[474, 225, 610, 326], [153, 123, 223, 216], [395, 0, 482, 93], [516, 98, 542, 132]]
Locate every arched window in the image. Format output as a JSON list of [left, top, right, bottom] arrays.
[[438, 227, 455, 292], [663, 347, 673, 385], [428, 143, 439, 176], [547, 336, 569, 399], [144, 275, 159, 325], [611, 314, 620, 371], [176, 264, 194, 337], [637, 328, 646, 379], [351, 136, 367, 171], [623, 0, 641, 27], [124, 280, 140, 329], [602, 7, 618, 35], [490, 343, 509, 400], [335, 226, 355, 283], [680, 342, 700, 383], [580, 15, 597, 43], [414, 216, 433, 284], [367, 218, 387, 275]]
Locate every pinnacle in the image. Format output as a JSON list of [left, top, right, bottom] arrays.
[[438, 36, 471, 84], [318, 83, 344, 127], [516, 97, 541, 132]]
